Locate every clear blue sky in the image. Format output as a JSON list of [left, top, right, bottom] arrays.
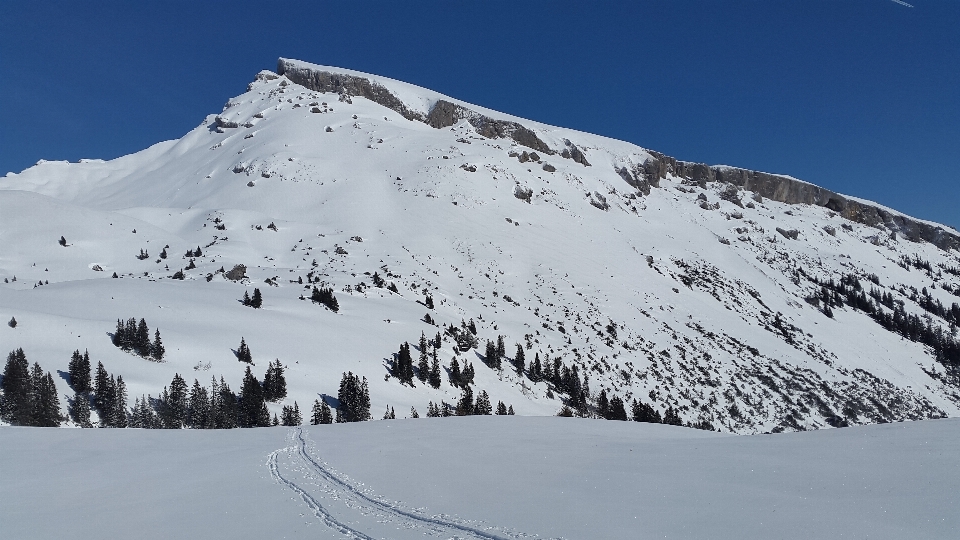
[[1, 1, 957, 227]]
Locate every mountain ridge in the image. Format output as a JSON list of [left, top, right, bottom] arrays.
[[2, 58, 959, 435]]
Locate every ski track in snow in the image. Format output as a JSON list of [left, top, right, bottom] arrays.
[[269, 427, 551, 540]]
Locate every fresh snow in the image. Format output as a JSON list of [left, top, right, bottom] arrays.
[[2, 418, 959, 539]]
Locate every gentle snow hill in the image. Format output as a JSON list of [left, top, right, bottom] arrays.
[[2, 417, 959, 539], [2, 58, 960, 432]]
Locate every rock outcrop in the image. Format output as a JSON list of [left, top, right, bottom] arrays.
[[636, 151, 959, 251]]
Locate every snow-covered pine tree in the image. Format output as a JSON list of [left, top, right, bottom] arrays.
[[496, 401, 508, 415], [251, 288, 262, 309]]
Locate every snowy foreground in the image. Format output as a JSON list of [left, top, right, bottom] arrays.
[[2, 416, 958, 539]]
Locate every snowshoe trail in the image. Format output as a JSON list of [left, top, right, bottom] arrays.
[[269, 427, 551, 540]]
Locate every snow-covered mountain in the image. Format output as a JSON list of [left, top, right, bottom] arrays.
[[3, 57, 959, 433]]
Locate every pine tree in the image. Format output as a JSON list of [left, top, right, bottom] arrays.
[[166, 373, 188, 428], [474, 390, 492, 415], [112, 375, 128, 428], [7, 316, 16, 328], [485, 340, 497, 365], [382, 405, 396, 420], [239, 367, 267, 427], [272, 413, 279, 426], [68, 349, 92, 393], [242, 291, 251, 306], [237, 337, 252, 363], [428, 347, 442, 388], [530, 353, 542, 382], [449, 357, 462, 387], [514, 343, 525, 375], [426, 401, 441, 417], [336, 372, 370, 422], [417, 333, 429, 382], [496, 401, 508, 415], [597, 389, 609, 420], [507, 405, 515, 415], [251, 288, 263, 309], [93, 361, 110, 417], [136, 318, 151, 357], [495, 335, 506, 369], [113, 319, 124, 347], [393, 342, 414, 385], [663, 406, 683, 426], [320, 400, 333, 424], [281, 402, 302, 426], [410, 406, 419, 418], [71, 391, 92, 427], [456, 385, 474, 416], [609, 395, 627, 421], [152, 329, 165, 361], [461, 361, 475, 386], [425, 294, 434, 309], [187, 379, 210, 428]]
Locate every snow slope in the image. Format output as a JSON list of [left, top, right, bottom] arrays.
[[2, 59, 960, 432], [2, 417, 959, 539]]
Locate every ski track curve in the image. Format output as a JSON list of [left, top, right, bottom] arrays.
[[267, 446, 376, 540], [270, 426, 548, 540]]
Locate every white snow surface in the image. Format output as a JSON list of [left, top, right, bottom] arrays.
[[2, 59, 960, 434], [2, 417, 959, 539]]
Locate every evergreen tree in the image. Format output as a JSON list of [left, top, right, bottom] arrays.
[[112, 375, 128, 428], [425, 294, 434, 309], [485, 340, 497, 365], [461, 360, 475, 386], [242, 290, 251, 306], [237, 337, 252, 364], [531, 353, 542, 382], [71, 391, 92, 427], [456, 385, 474, 416], [187, 379, 210, 429], [113, 319, 124, 347], [68, 349, 92, 393], [495, 335, 506, 369], [152, 329, 165, 361], [426, 401, 441, 417], [239, 367, 268, 427], [311, 399, 334, 425], [93, 361, 110, 417], [251, 288, 263, 309], [663, 406, 683, 426], [474, 390, 492, 415], [508, 405, 515, 415], [310, 286, 340, 312], [136, 318, 151, 357], [514, 343, 525, 375], [262, 360, 287, 401], [382, 405, 396, 420], [417, 333, 429, 382], [449, 357, 462, 387], [281, 402, 302, 426], [166, 373, 188, 428], [496, 401, 508, 415], [410, 406, 419, 418], [7, 316, 16, 328], [336, 372, 370, 422], [609, 395, 628, 421], [393, 342, 414, 385], [597, 389, 609, 420], [272, 413, 279, 426], [213, 377, 239, 429], [428, 347, 442, 388]]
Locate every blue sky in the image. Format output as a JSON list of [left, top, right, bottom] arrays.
[[1, 1, 957, 227]]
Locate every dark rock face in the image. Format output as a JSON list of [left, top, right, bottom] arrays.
[[776, 228, 800, 240], [656, 157, 960, 252], [561, 140, 590, 166], [278, 59, 426, 123]]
